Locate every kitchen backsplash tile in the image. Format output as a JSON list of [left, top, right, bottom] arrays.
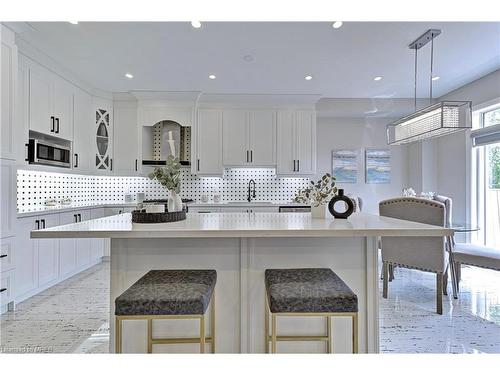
[[17, 169, 310, 212]]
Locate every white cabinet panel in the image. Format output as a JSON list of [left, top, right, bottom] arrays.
[[90, 208, 105, 260], [196, 109, 222, 175], [73, 88, 92, 171], [0, 160, 15, 238], [188, 207, 221, 213], [220, 206, 279, 213], [277, 110, 296, 174], [59, 212, 77, 278], [53, 76, 74, 140], [277, 110, 316, 176], [223, 109, 248, 166], [37, 214, 59, 288], [93, 97, 114, 172], [15, 217, 38, 297], [1, 26, 17, 160], [0, 269, 14, 309], [76, 210, 91, 268], [28, 63, 54, 135], [249, 110, 276, 166], [0, 236, 15, 273], [113, 102, 139, 175], [295, 110, 316, 175]]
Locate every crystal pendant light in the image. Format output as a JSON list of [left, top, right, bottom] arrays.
[[387, 29, 472, 145]]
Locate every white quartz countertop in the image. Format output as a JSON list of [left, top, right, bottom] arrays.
[[31, 212, 453, 239]]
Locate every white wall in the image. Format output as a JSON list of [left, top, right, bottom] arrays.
[[315, 117, 408, 214]]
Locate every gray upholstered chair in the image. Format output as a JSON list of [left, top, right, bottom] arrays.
[[453, 243, 500, 291], [379, 197, 449, 314]]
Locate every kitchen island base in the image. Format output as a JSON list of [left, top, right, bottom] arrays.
[[109, 236, 379, 353]]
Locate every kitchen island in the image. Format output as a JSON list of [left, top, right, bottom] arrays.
[[32, 212, 453, 353]]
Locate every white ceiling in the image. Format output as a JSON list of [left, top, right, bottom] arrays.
[[9, 21, 500, 98]]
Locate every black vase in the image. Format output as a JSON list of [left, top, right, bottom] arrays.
[[328, 189, 354, 219]]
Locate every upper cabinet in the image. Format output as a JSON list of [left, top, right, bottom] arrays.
[[28, 60, 73, 140], [277, 109, 316, 175], [194, 109, 223, 175], [113, 100, 139, 175], [222, 109, 276, 167], [93, 97, 114, 173], [73, 88, 93, 171], [1, 25, 18, 160]]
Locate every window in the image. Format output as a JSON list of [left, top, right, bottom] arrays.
[[472, 104, 500, 248]]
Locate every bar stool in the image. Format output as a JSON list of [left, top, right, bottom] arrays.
[[264, 268, 358, 353], [114, 269, 217, 353]]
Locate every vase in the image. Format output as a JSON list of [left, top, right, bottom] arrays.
[[328, 189, 354, 219], [168, 190, 183, 212], [311, 204, 328, 219]]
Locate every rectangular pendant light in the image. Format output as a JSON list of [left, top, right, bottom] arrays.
[[387, 101, 472, 145]]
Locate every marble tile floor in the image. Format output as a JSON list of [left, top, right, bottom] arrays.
[[1, 261, 499, 353]]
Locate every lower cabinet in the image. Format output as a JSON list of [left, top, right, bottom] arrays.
[[90, 208, 106, 260], [220, 206, 279, 213], [14, 208, 104, 304]]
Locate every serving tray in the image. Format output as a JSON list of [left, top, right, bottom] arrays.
[[131, 209, 186, 223]]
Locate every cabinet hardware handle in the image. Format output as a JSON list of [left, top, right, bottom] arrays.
[[35, 220, 40, 230], [293, 160, 296, 172], [0, 254, 8, 259], [50, 116, 55, 132], [297, 159, 300, 172], [74, 153, 79, 168], [197, 159, 200, 171], [110, 158, 113, 171], [25, 143, 30, 162], [55, 118, 60, 133], [0, 288, 7, 293], [135, 159, 138, 172], [246, 150, 249, 163], [78, 214, 81, 222], [41, 219, 46, 228], [74, 214, 78, 223], [250, 150, 253, 163]]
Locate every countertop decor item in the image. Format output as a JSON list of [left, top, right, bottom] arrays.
[[131, 209, 186, 223], [148, 155, 183, 212], [294, 173, 337, 218], [387, 29, 471, 145], [328, 189, 354, 219]]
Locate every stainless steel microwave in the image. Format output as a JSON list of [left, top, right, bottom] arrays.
[[27, 139, 71, 168]]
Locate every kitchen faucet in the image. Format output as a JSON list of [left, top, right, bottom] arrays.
[[247, 179, 256, 202]]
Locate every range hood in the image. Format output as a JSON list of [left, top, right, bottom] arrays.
[[142, 120, 191, 167]]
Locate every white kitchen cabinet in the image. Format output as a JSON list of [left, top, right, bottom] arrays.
[[27, 60, 74, 140], [188, 207, 221, 213], [0, 159, 16, 238], [0, 269, 14, 311], [0, 237, 15, 273], [37, 214, 60, 288], [58, 212, 78, 279], [222, 109, 276, 167], [222, 110, 248, 166], [75, 210, 91, 268], [90, 208, 106, 260], [277, 110, 316, 175], [15, 217, 38, 299], [93, 97, 114, 172], [72, 88, 92, 171], [113, 101, 139, 175], [1, 25, 18, 160], [195, 109, 223, 175], [219, 206, 279, 213]]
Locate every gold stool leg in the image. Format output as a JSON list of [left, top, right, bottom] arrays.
[[211, 292, 216, 353], [200, 315, 205, 353], [271, 314, 277, 354], [147, 318, 153, 353], [352, 313, 358, 353], [265, 293, 269, 353], [115, 316, 122, 354], [326, 316, 332, 353]]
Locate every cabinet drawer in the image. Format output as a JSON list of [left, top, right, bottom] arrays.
[[188, 207, 221, 213], [0, 269, 14, 308], [0, 237, 15, 272]]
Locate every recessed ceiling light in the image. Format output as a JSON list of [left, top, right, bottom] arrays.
[[432, 76, 440, 81], [208, 74, 216, 80], [191, 21, 201, 29], [243, 55, 254, 62], [125, 73, 134, 79], [305, 75, 313, 81], [69, 21, 78, 25], [332, 21, 343, 29], [373, 76, 383, 81]]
